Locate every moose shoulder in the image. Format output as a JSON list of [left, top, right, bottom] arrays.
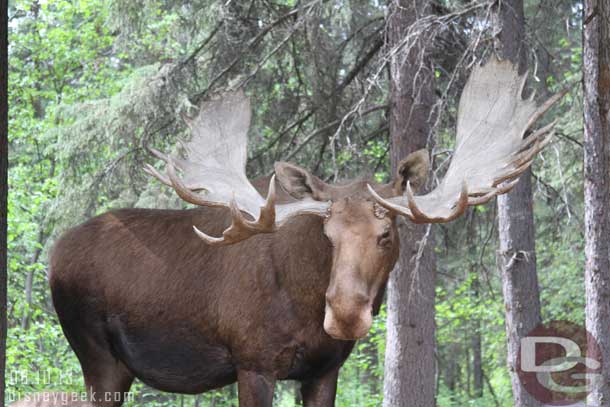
[[49, 58, 564, 407]]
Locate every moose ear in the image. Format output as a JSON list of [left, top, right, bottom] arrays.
[[274, 162, 331, 201], [393, 149, 430, 194]]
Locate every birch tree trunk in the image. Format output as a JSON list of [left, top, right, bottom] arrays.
[[1, 0, 9, 404], [583, 0, 610, 404], [494, 1, 543, 406], [383, 1, 437, 406]]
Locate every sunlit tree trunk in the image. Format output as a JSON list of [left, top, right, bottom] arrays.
[[494, 1, 543, 406], [383, 1, 437, 406], [1, 0, 9, 404], [583, 0, 610, 404]]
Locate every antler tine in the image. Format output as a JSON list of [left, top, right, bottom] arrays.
[[519, 121, 556, 150], [512, 131, 555, 168], [143, 146, 175, 186], [525, 88, 568, 130], [166, 161, 221, 208], [518, 66, 530, 96], [192, 198, 249, 246], [492, 159, 533, 187], [492, 129, 555, 187], [243, 175, 277, 230], [191, 176, 278, 246], [147, 146, 171, 163], [366, 184, 415, 221], [406, 181, 469, 224], [143, 164, 172, 187], [366, 181, 470, 224], [405, 181, 429, 223], [468, 178, 520, 205]]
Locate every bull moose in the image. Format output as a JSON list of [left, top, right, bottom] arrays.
[[49, 58, 563, 406]]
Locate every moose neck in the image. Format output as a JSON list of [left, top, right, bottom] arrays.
[[270, 214, 333, 321]]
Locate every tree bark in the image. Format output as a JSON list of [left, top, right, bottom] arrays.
[[383, 1, 437, 406], [1, 0, 8, 405], [444, 343, 458, 392], [583, 0, 610, 404], [493, 1, 543, 406]]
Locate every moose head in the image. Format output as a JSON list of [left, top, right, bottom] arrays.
[[145, 57, 564, 340]]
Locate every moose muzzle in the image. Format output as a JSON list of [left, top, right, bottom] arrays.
[[323, 288, 373, 340]]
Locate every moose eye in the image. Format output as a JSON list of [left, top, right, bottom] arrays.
[[378, 230, 392, 247]]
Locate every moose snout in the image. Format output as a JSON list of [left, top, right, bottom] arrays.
[[323, 290, 373, 340]]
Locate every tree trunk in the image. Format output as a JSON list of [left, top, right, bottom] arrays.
[[444, 343, 459, 392], [383, 1, 437, 406], [583, 0, 610, 404], [1, 0, 9, 405], [494, 1, 543, 406]]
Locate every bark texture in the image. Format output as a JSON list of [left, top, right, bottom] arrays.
[[583, 0, 610, 404], [494, 1, 543, 406], [1, 0, 8, 404], [383, 1, 437, 406]]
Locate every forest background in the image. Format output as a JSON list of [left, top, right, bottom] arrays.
[[3, 0, 608, 406]]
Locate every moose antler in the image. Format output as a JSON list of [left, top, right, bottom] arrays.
[[145, 90, 330, 245], [368, 57, 566, 223]]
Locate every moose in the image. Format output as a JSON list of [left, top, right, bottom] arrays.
[[49, 58, 563, 406]]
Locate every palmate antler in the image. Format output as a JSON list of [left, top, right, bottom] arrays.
[[147, 57, 565, 245], [144, 91, 330, 246], [368, 56, 566, 223]]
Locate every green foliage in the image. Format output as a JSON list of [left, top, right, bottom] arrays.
[[6, 0, 587, 406], [5, 321, 83, 405]]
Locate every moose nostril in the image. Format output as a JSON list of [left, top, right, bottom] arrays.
[[326, 292, 369, 308]]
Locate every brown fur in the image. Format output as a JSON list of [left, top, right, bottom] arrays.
[[50, 152, 428, 407]]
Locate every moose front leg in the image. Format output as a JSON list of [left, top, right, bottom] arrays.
[[237, 370, 276, 407], [300, 367, 339, 407]]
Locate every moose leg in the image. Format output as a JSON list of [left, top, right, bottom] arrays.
[[236, 370, 275, 407], [58, 327, 133, 407], [63, 328, 133, 407], [301, 368, 339, 407], [82, 356, 134, 407]]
